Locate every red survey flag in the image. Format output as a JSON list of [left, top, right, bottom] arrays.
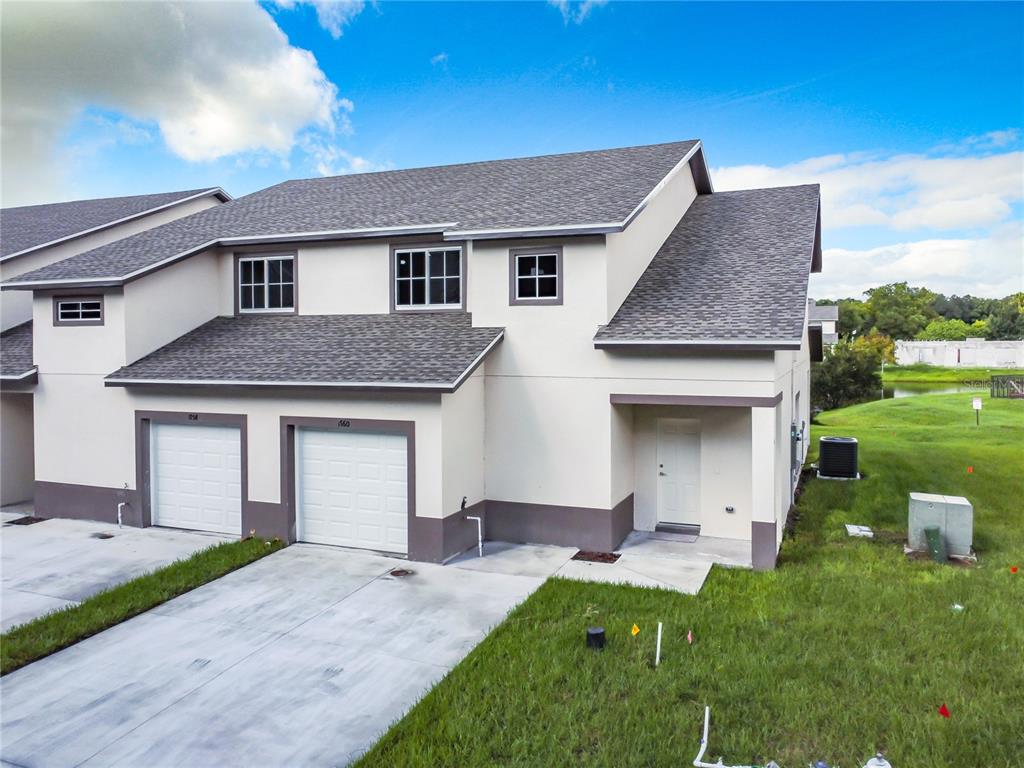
[[938, 704, 950, 718]]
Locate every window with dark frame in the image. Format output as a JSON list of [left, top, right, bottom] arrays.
[[394, 246, 462, 308], [515, 251, 559, 300], [56, 298, 103, 323], [239, 255, 294, 312]]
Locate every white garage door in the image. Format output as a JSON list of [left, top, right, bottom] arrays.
[[297, 428, 408, 553], [151, 423, 242, 534]]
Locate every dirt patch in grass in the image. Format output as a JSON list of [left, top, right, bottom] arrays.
[[572, 551, 621, 564]]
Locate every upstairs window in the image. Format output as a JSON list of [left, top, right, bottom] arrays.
[[510, 247, 562, 305], [54, 296, 104, 325], [239, 254, 295, 313], [394, 246, 462, 309]]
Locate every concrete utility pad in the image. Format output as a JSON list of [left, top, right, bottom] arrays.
[[446, 540, 578, 578], [1, 544, 544, 768], [0, 515, 229, 631]]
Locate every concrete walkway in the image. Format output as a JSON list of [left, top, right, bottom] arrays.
[[0, 544, 551, 768], [0, 514, 229, 631]]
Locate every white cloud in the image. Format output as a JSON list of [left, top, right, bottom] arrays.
[[431, 52, 449, 66], [713, 144, 1023, 231], [810, 222, 1024, 300], [299, 135, 392, 177], [272, 0, 366, 39], [1, 1, 348, 205], [548, 0, 608, 25]]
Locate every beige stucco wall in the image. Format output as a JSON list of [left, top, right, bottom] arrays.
[[1, 194, 221, 331], [1, 392, 34, 504], [32, 290, 127, 374], [440, 371, 486, 517], [630, 404, 753, 540], [124, 250, 220, 364], [605, 161, 697, 321]]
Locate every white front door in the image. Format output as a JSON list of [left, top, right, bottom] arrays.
[[656, 419, 700, 527], [296, 428, 408, 554], [151, 423, 242, 534]]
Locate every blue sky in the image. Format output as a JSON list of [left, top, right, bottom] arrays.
[[2, 1, 1021, 297]]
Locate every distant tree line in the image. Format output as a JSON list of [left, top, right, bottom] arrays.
[[811, 284, 1023, 410], [817, 283, 1024, 342]]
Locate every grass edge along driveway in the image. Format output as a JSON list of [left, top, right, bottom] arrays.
[[357, 393, 1023, 767], [1, 537, 284, 675]]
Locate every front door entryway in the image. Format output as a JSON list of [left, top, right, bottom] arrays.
[[656, 418, 700, 529]]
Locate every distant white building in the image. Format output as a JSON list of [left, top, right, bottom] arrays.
[[895, 339, 1024, 368]]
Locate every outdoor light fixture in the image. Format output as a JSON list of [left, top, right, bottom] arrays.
[[586, 627, 605, 650]]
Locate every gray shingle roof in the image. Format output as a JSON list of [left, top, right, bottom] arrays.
[[7, 141, 700, 286], [106, 313, 503, 391], [595, 184, 821, 348], [808, 303, 839, 322], [0, 321, 34, 378], [1, 189, 224, 259]]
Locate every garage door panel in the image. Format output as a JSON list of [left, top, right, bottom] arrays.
[[297, 428, 408, 553], [152, 423, 242, 535]]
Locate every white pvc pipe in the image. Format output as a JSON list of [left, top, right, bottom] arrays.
[[117, 502, 125, 529], [655, 622, 663, 667], [466, 515, 483, 557], [693, 706, 756, 768]]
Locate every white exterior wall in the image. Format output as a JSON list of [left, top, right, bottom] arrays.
[[440, 372, 486, 517], [124, 250, 220, 364], [1, 393, 34, 504], [605, 162, 697, 320], [1, 194, 221, 331], [895, 339, 1024, 368]]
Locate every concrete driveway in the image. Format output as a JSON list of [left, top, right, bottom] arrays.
[[1, 514, 228, 631], [0, 544, 564, 767]]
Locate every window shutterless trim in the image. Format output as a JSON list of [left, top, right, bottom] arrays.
[[509, 246, 563, 306], [52, 295, 105, 326], [389, 243, 466, 313], [233, 252, 298, 315]]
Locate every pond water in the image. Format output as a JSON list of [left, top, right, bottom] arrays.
[[881, 381, 989, 399]]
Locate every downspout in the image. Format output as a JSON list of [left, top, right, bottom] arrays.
[[463, 496, 483, 557]]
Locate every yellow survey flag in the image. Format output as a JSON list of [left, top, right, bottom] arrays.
[[631, 624, 640, 637]]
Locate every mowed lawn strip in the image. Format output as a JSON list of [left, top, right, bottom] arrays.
[[357, 393, 1023, 767], [1, 537, 284, 675], [882, 363, 1024, 384]]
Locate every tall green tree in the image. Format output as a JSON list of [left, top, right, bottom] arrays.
[[986, 293, 1024, 340], [864, 282, 936, 339], [915, 318, 989, 341], [836, 298, 872, 339], [811, 342, 882, 410]]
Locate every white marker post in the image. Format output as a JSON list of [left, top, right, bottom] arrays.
[[655, 622, 663, 667], [973, 396, 983, 426]]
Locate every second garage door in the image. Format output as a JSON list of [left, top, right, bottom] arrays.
[[151, 423, 242, 535], [296, 428, 409, 554]]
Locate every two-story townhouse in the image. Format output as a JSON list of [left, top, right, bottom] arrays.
[[1, 140, 821, 570], [0, 188, 230, 505]]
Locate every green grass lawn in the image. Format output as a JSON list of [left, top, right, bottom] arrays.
[[1, 536, 283, 675], [358, 393, 1024, 767], [882, 363, 1024, 384]]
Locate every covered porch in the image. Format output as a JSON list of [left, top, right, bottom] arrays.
[[610, 392, 790, 571]]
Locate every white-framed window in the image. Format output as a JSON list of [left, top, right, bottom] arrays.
[[510, 246, 562, 304], [54, 297, 103, 325], [394, 246, 462, 309], [239, 254, 295, 313]]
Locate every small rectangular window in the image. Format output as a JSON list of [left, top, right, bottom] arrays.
[[394, 246, 462, 309], [54, 296, 104, 325], [238, 254, 295, 313], [510, 247, 562, 305]]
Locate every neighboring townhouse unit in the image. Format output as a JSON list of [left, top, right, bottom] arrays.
[[1, 141, 821, 570], [808, 300, 839, 348], [0, 188, 231, 504]]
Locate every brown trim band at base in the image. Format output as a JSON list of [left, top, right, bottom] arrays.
[[484, 494, 634, 553], [35, 481, 142, 527], [751, 520, 778, 571]]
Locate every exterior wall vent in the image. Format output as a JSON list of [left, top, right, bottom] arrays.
[[818, 436, 859, 479]]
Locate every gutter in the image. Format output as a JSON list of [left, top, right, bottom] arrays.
[[0, 367, 38, 387], [593, 337, 802, 352]]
